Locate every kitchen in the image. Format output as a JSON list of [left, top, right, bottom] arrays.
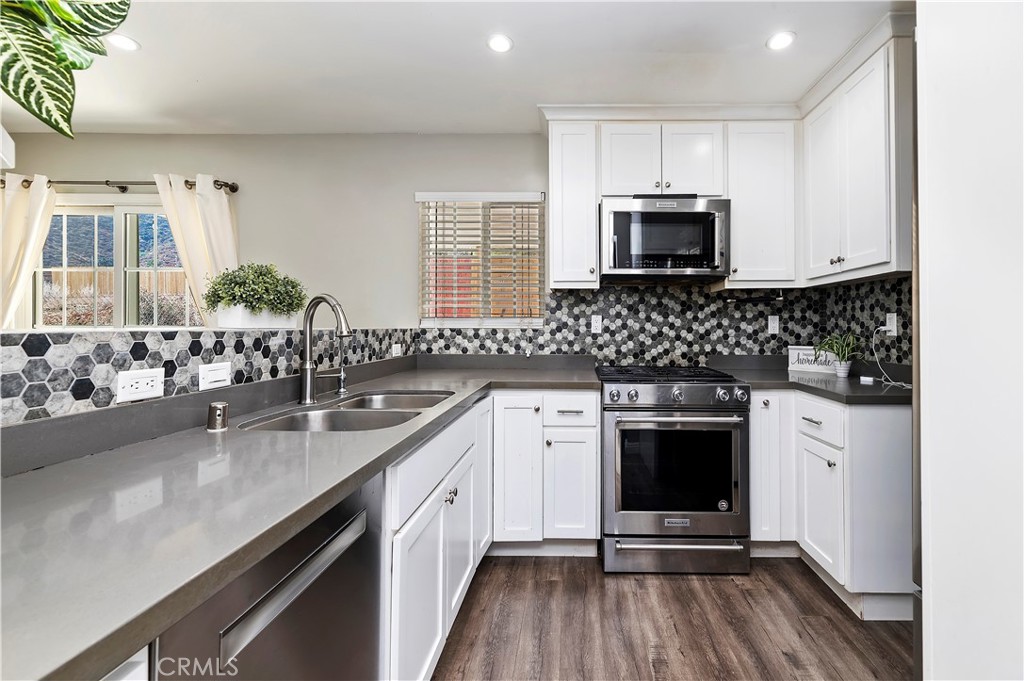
[[0, 2, 1020, 680]]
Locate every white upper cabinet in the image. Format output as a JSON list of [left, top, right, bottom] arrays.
[[801, 39, 913, 283], [548, 122, 600, 289], [600, 123, 662, 196], [725, 121, 796, 283], [600, 122, 724, 196], [662, 123, 725, 196]]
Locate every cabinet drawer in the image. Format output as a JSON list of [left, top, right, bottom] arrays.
[[543, 392, 598, 427], [795, 395, 845, 448], [389, 412, 475, 530]]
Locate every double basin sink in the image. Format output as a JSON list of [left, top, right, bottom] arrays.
[[238, 391, 454, 432]]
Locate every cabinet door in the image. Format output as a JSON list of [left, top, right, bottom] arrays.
[[600, 123, 663, 196], [662, 122, 725, 196], [549, 122, 599, 288], [472, 398, 493, 565], [840, 47, 891, 272], [542, 427, 599, 539], [443, 451, 475, 632], [492, 394, 544, 541], [749, 392, 782, 541], [804, 97, 845, 279], [797, 434, 846, 584], [391, 484, 446, 681], [726, 122, 796, 281]]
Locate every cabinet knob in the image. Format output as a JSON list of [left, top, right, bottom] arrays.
[[731, 267, 738, 274], [589, 267, 595, 274], [827, 460, 837, 468], [534, 405, 540, 412], [654, 181, 661, 188], [453, 487, 458, 497], [762, 399, 770, 407], [837, 255, 846, 263], [829, 258, 837, 265], [665, 181, 672, 188], [546, 439, 552, 446]]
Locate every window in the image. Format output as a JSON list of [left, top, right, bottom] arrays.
[[418, 192, 545, 326], [34, 197, 202, 328]]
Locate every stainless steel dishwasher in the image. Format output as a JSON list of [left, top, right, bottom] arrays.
[[156, 473, 383, 680]]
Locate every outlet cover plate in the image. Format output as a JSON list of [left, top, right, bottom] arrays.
[[391, 343, 403, 357], [116, 367, 165, 403], [768, 315, 780, 335], [591, 314, 602, 334], [886, 313, 898, 337]]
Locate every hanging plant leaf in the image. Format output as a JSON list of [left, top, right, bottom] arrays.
[[42, 0, 130, 37], [73, 33, 106, 56], [0, 8, 75, 137], [48, 25, 93, 69]]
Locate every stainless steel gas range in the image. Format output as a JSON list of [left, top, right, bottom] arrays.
[[598, 365, 751, 574]]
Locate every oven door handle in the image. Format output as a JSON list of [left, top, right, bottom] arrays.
[[615, 416, 744, 425], [614, 540, 746, 552]]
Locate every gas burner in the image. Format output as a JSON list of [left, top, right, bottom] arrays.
[[595, 365, 738, 384]]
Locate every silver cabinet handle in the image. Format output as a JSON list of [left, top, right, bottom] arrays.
[[829, 258, 838, 265], [546, 439, 552, 446], [762, 399, 770, 407], [665, 181, 672, 188], [802, 416, 823, 426], [731, 267, 738, 274], [614, 540, 745, 552], [220, 509, 366, 666], [589, 267, 595, 274], [557, 409, 584, 415], [654, 181, 661, 188], [837, 256, 846, 263], [616, 416, 743, 425], [533, 405, 540, 412], [827, 460, 837, 468]]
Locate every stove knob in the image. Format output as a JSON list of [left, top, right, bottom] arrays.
[[672, 388, 685, 403], [715, 387, 731, 402], [627, 389, 639, 402], [609, 389, 621, 403], [733, 388, 748, 403]]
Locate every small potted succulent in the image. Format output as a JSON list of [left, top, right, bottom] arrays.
[[204, 263, 307, 329], [814, 332, 862, 379]]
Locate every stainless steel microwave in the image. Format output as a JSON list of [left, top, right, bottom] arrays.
[[600, 196, 730, 279]]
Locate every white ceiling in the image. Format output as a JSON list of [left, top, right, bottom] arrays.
[[1, 1, 913, 135]]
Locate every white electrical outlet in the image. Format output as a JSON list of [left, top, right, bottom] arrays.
[[116, 367, 164, 403], [591, 314, 602, 334], [114, 477, 163, 522], [768, 315, 780, 335], [198, 362, 231, 391], [886, 313, 899, 337], [391, 343, 403, 357]]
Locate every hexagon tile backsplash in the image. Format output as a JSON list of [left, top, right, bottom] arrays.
[[0, 277, 910, 426]]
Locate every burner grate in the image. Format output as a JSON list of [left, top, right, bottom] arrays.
[[595, 365, 737, 383]]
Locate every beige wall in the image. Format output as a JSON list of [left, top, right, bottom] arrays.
[[10, 133, 547, 328]]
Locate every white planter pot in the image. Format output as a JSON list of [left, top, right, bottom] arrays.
[[215, 305, 300, 329], [834, 361, 853, 378]]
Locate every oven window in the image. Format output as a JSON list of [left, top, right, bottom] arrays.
[[618, 429, 735, 513], [610, 211, 716, 269]]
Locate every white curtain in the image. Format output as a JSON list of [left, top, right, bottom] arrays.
[[154, 173, 239, 325], [1, 174, 56, 329]]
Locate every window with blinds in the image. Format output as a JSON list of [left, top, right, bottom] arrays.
[[419, 193, 545, 325]]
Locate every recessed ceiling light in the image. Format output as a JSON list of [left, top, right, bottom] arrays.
[[105, 33, 140, 51], [766, 31, 796, 51], [487, 34, 514, 53]]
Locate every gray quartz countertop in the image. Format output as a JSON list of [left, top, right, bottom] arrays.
[[1, 366, 599, 681]]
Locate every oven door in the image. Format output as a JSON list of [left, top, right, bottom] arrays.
[[602, 410, 749, 537]]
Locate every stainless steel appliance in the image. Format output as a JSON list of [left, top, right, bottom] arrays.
[[156, 473, 383, 680], [598, 366, 751, 573], [600, 196, 730, 280]]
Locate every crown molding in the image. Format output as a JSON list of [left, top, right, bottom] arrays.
[[539, 103, 802, 124]]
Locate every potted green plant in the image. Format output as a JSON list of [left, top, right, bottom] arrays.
[[814, 332, 862, 378], [204, 263, 307, 329]]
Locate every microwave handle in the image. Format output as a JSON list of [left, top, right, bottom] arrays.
[[611, 233, 618, 270], [712, 212, 723, 269]]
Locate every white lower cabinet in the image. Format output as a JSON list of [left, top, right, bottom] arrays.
[[797, 433, 846, 584], [472, 397, 493, 563], [543, 427, 598, 539], [442, 451, 475, 630], [492, 394, 544, 541], [748, 391, 794, 542]]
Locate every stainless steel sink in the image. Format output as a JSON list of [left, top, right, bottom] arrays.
[[240, 408, 420, 432], [336, 391, 453, 410]]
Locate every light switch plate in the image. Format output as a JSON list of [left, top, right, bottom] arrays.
[[198, 362, 231, 391], [591, 314, 602, 334], [115, 368, 164, 403], [768, 315, 780, 335], [391, 343, 403, 357]]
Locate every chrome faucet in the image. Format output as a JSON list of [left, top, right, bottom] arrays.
[[299, 294, 354, 405]]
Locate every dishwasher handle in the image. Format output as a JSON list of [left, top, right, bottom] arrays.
[[219, 509, 367, 666]]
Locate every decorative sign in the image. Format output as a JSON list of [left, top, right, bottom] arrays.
[[788, 345, 837, 374]]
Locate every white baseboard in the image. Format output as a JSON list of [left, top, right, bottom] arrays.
[[487, 539, 599, 557], [800, 550, 913, 621], [751, 541, 801, 558]]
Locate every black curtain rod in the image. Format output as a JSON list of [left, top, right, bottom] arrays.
[[0, 177, 239, 193]]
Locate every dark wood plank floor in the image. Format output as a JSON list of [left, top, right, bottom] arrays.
[[433, 557, 913, 681]]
